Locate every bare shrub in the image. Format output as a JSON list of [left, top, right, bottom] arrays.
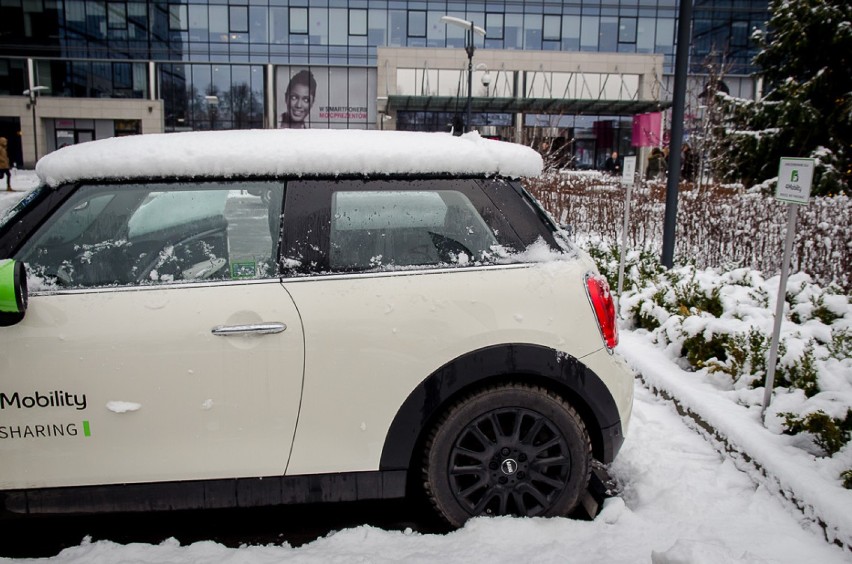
[[526, 173, 851, 291]]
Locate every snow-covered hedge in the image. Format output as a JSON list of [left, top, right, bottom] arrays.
[[583, 237, 852, 488], [526, 174, 851, 291]]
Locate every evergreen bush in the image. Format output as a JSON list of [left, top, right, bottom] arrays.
[[781, 410, 852, 456]]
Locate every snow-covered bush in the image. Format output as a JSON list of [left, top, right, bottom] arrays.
[[580, 237, 852, 482], [781, 410, 852, 456]]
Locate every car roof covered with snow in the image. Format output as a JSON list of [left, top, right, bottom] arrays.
[[34, 129, 543, 188]]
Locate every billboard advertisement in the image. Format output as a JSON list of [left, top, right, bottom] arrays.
[[275, 66, 377, 129]]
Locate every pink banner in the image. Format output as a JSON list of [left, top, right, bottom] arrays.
[[631, 112, 662, 147]]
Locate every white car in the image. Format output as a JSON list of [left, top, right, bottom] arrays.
[[0, 129, 632, 527]]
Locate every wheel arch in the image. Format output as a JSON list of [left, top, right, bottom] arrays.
[[379, 343, 624, 478]]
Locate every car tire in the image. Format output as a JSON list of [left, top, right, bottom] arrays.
[[423, 383, 591, 528]]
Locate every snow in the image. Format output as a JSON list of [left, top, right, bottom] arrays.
[[105, 401, 142, 413], [1, 172, 850, 562], [621, 332, 852, 549], [34, 130, 543, 188]]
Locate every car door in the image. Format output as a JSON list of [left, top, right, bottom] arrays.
[[278, 178, 536, 475], [0, 180, 304, 489]]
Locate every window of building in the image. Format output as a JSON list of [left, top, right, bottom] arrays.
[[328, 8, 347, 45], [168, 4, 187, 31], [308, 7, 328, 45], [87, 1, 107, 39], [209, 5, 228, 39], [636, 17, 654, 52], [619, 17, 637, 43], [350, 8, 367, 36], [486, 13, 503, 40], [599, 16, 618, 52], [543, 14, 561, 41], [290, 7, 307, 34], [655, 17, 675, 52], [524, 13, 542, 50], [562, 15, 580, 50], [230, 6, 248, 34], [389, 10, 405, 46], [250, 6, 267, 44], [731, 20, 749, 47], [188, 4, 209, 42], [114, 119, 141, 137], [580, 16, 599, 51], [270, 7, 287, 43], [107, 2, 127, 30], [408, 10, 426, 38]]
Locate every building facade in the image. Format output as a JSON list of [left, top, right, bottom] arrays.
[[0, 0, 769, 169]]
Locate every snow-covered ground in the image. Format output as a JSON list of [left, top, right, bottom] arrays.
[[0, 172, 850, 563], [0, 386, 847, 564]]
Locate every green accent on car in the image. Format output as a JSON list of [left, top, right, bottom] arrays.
[[230, 261, 257, 279], [83, 420, 91, 437], [0, 259, 25, 313]]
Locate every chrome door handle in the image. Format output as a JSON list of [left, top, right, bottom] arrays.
[[211, 322, 287, 336]]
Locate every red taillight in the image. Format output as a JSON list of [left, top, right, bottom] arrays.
[[585, 273, 618, 350]]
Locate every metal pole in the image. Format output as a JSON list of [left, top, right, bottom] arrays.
[[466, 25, 474, 133], [617, 181, 633, 300], [26, 58, 38, 166], [266, 63, 275, 129], [31, 101, 38, 165], [617, 156, 636, 308], [661, 0, 693, 267], [762, 204, 798, 416]]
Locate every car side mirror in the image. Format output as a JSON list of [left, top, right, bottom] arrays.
[[0, 259, 27, 326]]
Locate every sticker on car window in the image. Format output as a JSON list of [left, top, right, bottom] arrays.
[[231, 261, 258, 279]]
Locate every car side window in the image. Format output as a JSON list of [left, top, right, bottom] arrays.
[[281, 178, 522, 274], [16, 181, 285, 289], [330, 190, 499, 269]]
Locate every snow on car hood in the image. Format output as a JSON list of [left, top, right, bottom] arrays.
[[35, 129, 543, 187]]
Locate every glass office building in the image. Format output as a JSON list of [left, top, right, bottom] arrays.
[[0, 1, 769, 167]]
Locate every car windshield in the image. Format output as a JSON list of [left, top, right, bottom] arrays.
[[0, 185, 48, 231]]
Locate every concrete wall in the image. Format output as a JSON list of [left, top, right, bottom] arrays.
[[0, 96, 163, 168]]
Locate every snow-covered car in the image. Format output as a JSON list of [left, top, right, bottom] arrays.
[[0, 129, 632, 527]]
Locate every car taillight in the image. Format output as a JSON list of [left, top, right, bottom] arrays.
[[585, 272, 618, 350]]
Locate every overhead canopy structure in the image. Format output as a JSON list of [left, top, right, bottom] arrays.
[[387, 95, 671, 116]]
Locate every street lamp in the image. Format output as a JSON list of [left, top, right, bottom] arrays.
[[477, 63, 493, 128], [22, 86, 49, 165], [441, 15, 486, 134], [479, 64, 492, 97]]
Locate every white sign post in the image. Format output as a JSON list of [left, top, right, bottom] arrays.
[[616, 156, 637, 307], [762, 157, 814, 416]]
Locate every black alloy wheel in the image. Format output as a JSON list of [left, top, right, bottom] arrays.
[[423, 384, 591, 527]]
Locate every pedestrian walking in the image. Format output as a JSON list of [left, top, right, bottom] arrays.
[[0, 137, 12, 191], [645, 147, 667, 181]]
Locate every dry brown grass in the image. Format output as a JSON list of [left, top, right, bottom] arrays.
[[525, 173, 851, 292]]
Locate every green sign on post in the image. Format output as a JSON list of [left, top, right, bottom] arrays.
[[775, 157, 814, 205], [763, 157, 815, 416]]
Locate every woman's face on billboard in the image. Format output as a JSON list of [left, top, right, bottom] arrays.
[[287, 83, 313, 122]]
